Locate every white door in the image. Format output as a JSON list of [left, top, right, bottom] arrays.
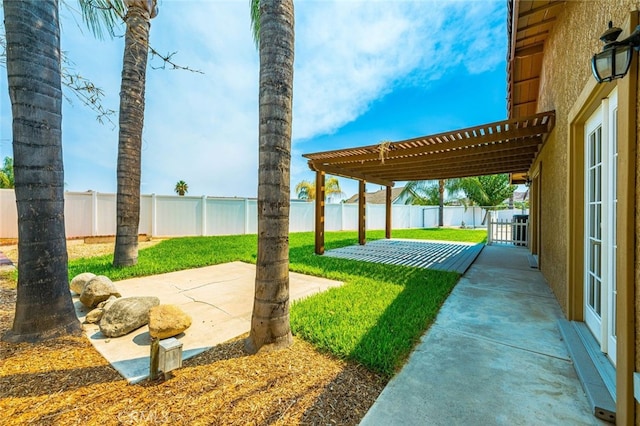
[[584, 88, 617, 365]]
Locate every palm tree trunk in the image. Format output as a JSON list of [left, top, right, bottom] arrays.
[[3, 0, 81, 342], [113, 2, 153, 267], [245, 0, 295, 354]]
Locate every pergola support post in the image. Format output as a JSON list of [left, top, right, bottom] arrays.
[[314, 171, 325, 254], [385, 186, 392, 239], [358, 180, 366, 245]]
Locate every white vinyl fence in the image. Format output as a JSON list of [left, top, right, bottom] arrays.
[[0, 189, 528, 239]]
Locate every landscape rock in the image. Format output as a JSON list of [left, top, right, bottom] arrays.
[[97, 295, 118, 310], [149, 304, 192, 339], [85, 296, 119, 324], [99, 296, 160, 337], [85, 307, 104, 324], [79, 276, 121, 308], [70, 272, 96, 295]]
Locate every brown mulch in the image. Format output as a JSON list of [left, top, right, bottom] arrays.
[[0, 241, 387, 425]]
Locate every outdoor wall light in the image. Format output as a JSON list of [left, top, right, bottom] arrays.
[[591, 21, 640, 83]]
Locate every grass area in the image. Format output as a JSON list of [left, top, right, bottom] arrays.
[[65, 228, 483, 376], [68, 228, 485, 281], [50, 229, 479, 376]]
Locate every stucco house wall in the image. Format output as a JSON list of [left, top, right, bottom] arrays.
[[532, 1, 637, 312], [528, 1, 640, 420]]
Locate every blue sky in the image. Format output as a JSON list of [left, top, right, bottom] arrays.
[[0, 0, 508, 199]]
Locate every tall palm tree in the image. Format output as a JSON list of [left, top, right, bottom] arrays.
[[295, 176, 343, 201], [174, 180, 189, 196], [448, 174, 516, 223], [113, 0, 157, 267], [400, 179, 458, 227], [245, 0, 295, 354], [78, 0, 157, 267], [3, 0, 81, 342]]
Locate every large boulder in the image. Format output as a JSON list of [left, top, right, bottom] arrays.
[[70, 272, 96, 295], [148, 304, 192, 339], [99, 296, 160, 338], [80, 276, 121, 308]]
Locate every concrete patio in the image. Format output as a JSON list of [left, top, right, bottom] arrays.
[[360, 245, 604, 425]]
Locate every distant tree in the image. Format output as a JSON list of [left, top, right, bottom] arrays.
[[295, 176, 343, 202], [400, 179, 458, 226], [0, 157, 15, 188], [174, 180, 189, 196], [400, 180, 440, 206], [449, 174, 516, 223], [450, 174, 516, 208]]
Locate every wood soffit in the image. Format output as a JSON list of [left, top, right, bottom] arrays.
[[508, 0, 564, 119], [304, 111, 555, 186]]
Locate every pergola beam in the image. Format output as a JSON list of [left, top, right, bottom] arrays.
[[350, 143, 540, 171], [387, 164, 533, 181], [307, 162, 394, 187]]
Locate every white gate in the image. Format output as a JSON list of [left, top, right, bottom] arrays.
[[487, 211, 528, 246]]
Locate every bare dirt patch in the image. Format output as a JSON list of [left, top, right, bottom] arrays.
[[0, 241, 386, 425], [1, 238, 162, 264]]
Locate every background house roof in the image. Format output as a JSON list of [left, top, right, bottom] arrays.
[[345, 186, 405, 204]]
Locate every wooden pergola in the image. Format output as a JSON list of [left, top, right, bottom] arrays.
[[303, 111, 555, 254]]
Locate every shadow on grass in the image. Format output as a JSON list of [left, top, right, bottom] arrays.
[[290, 242, 460, 377], [349, 270, 458, 376]]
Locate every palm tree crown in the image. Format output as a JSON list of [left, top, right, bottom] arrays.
[[295, 176, 343, 202], [174, 180, 189, 196]]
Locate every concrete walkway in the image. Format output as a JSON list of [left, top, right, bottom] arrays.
[[360, 245, 602, 426]]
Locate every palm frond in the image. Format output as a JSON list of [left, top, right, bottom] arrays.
[[77, 0, 125, 40], [250, 0, 260, 48]]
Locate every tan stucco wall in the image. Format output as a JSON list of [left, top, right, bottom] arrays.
[[531, 2, 640, 420], [534, 1, 637, 312]]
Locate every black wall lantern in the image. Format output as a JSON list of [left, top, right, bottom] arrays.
[[591, 21, 640, 83]]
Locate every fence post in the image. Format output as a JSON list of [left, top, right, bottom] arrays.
[[201, 195, 207, 236], [151, 193, 157, 237], [487, 211, 492, 245], [244, 198, 250, 235], [91, 190, 98, 236]]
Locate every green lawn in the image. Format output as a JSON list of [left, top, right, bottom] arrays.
[[67, 228, 484, 376]]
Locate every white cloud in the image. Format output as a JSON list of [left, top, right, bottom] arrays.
[[1, 0, 506, 198], [291, 1, 505, 142]]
